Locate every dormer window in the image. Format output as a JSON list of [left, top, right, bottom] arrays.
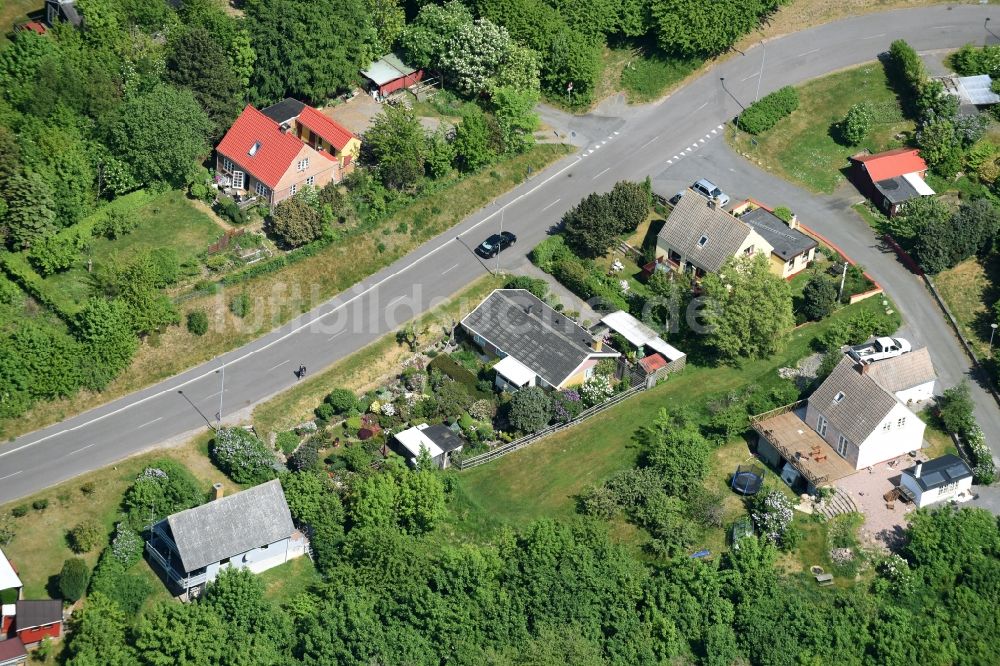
[[833, 391, 845, 403], [248, 141, 261, 156], [697, 235, 708, 248]]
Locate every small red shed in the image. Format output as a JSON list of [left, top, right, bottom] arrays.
[[360, 53, 424, 100], [14, 600, 62, 646]]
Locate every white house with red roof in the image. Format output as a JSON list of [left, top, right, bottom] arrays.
[[215, 99, 361, 207], [849, 147, 935, 217]]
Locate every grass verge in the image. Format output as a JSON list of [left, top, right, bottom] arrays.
[[932, 255, 1000, 360], [729, 63, 914, 194], [251, 274, 504, 436], [0, 144, 572, 441]]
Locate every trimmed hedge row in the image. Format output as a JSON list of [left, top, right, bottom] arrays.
[[0, 251, 79, 323], [737, 86, 799, 135], [888, 39, 926, 100]]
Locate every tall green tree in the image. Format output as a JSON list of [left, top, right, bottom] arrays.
[[362, 104, 426, 189], [75, 297, 139, 390], [562, 191, 621, 258], [65, 593, 137, 666], [4, 169, 57, 250], [700, 254, 795, 361], [491, 85, 539, 154], [166, 26, 245, 137], [397, 469, 447, 534], [400, 0, 473, 71], [246, 0, 374, 105], [649, 0, 779, 57], [452, 106, 497, 171], [135, 602, 228, 666], [366, 0, 405, 56], [108, 85, 211, 186]]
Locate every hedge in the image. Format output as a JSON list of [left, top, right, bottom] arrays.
[[0, 251, 79, 323], [737, 86, 799, 135], [888, 39, 926, 99]]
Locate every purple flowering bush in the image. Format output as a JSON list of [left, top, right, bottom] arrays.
[[211, 427, 281, 484], [550, 390, 583, 423]]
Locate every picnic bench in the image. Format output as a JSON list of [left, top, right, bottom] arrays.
[[814, 573, 834, 586]]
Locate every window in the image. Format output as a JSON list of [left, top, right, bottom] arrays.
[[833, 391, 845, 404], [223, 157, 235, 172], [744, 244, 754, 255], [697, 235, 708, 248], [297, 158, 310, 172], [898, 417, 906, 428], [837, 435, 849, 457], [585, 366, 595, 379], [289, 184, 297, 196], [255, 181, 270, 197], [231, 171, 244, 189], [248, 141, 261, 156], [883, 422, 891, 431], [817, 415, 828, 437], [306, 176, 315, 186], [786, 258, 794, 269]]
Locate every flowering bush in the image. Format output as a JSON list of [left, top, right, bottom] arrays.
[[876, 553, 914, 596], [381, 402, 396, 417], [580, 375, 614, 407], [468, 399, 496, 421], [750, 490, 795, 548], [966, 426, 996, 484], [550, 390, 583, 423], [210, 427, 281, 485], [111, 523, 143, 567]]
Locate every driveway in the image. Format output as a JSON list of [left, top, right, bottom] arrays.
[[655, 139, 1000, 512]]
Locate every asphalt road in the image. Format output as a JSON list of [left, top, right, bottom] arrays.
[[1, 4, 997, 503]]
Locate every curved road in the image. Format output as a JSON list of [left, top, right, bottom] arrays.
[[1, 4, 997, 503]]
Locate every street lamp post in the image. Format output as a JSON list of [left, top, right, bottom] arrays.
[[216, 363, 225, 424], [991, 323, 998, 354], [495, 207, 505, 276], [986, 17, 992, 47], [754, 40, 766, 103]]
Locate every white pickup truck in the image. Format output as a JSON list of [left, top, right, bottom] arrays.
[[847, 337, 912, 364]]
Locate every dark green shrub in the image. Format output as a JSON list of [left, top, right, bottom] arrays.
[[503, 276, 549, 300], [68, 520, 104, 553], [186, 310, 209, 336], [89, 552, 151, 615], [230, 292, 252, 318], [314, 402, 335, 423], [325, 388, 359, 415], [737, 86, 799, 134], [11, 505, 28, 518], [276, 431, 300, 456], [59, 557, 90, 602], [122, 460, 204, 528], [94, 209, 140, 239], [530, 235, 572, 271], [80, 482, 96, 496], [32, 499, 48, 511]]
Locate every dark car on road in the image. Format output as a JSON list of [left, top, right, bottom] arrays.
[[476, 231, 517, 257]]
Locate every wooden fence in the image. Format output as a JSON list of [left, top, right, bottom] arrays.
[[454, 384, 646, 469]]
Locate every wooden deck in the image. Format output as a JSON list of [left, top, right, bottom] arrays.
[[752, 409, 856, 486]]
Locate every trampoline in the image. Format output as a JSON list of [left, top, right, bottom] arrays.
[[731, 464, 765, 495]]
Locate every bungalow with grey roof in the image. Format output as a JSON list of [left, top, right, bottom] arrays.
[[460, 289, 619, 390], [145, 480, 308, 597]]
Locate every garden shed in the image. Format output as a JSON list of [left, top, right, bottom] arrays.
[[361, 53, 424, 100], [391, 423, 465, 469]]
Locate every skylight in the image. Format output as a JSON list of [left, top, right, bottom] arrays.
[[248, 141, 262, 156], [697, 235, 708, 248], [833, 391, 845, 403]]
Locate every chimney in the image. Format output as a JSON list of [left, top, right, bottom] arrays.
[[914, 462, 922, 479], [592, 336, 603, 352], [856, 361, 869, 375], [788, 213, 799, 230], [212, 483, 224, 501]]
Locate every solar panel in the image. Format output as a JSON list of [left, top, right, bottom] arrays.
[[945, 464, 969, 479], [921, 471, 945, 487], [957, 75, 1000, 105]]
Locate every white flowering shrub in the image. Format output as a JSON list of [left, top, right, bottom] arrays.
[[210, 427, 280, 485], [580, 374, 614, 407], [468, 399, 496, 421], [966, 426, 996, 484], [381, 402, 396, 417], [110, 522, 143, 567], [876, 553, 913, 596], [750, 490, 794, 548]]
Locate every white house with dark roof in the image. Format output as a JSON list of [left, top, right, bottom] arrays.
[[899, 454, 974, 507], [460, 289, 619, 390], [145, 480, 307, 597], [753, 349, 936, 491], [654, 190, 773, 278], [391, 423, 465, 469]]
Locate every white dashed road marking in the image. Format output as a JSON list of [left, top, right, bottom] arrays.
[[592, 167, 611, 180], [267, 360, 290, 372], [541, 198, 561, 212], [136, 418, 162, 430]]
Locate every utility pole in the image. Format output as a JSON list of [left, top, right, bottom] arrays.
[[754, 40, 766, 103], [216, 363, 225, 424], [838, 261, 849, 301], [495, 207, 505, 276]]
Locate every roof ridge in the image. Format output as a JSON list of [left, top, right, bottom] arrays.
[[496, 290, 593, 353]]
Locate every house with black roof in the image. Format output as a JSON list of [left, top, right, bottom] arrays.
[[145, 480, 308, 597], [899, 454, 974, 508], [733, 202, 817, 278], [460, 289, 619, 390]]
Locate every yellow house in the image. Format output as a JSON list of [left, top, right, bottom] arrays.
[[654, 190, 773, 278], [731, 200, 818, 279]]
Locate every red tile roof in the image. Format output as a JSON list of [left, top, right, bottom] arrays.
[[297, 105, 355, 152], [216, 105, 304, 189], [638, 353, 668, 374], [853, 148, 928, 182]]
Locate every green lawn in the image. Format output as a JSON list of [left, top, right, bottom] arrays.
[[933, 255, 1000, 360], [450, 297, 894, 539], [258, 557, 322, 607], [620, 50, 702, 103], [729, 63, 914, 194], [40, 190, 220, 312]]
